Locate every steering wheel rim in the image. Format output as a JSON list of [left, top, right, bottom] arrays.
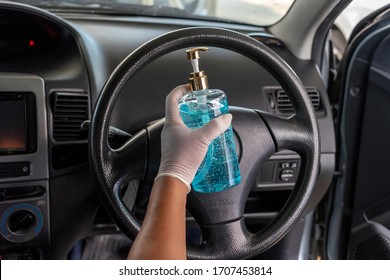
[[89, 27, 320, 259]]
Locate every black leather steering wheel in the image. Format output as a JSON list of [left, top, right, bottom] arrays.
[[89, 27, 320, 259]]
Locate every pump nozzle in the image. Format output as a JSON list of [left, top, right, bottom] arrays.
[[185, 47, 209, 91]]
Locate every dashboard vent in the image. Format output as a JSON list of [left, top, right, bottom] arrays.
[[52, 92, 89, 141], [276, 89, 321, 113]]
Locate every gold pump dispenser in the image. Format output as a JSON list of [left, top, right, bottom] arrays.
[[186, 47, 209, 91]]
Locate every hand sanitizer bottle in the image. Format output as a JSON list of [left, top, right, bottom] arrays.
[[178, 47, 241, 193]]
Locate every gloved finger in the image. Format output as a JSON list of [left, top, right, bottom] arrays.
[[165, 84, 190, 121], [194, 114, 232, 144]]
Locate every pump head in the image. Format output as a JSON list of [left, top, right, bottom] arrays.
[[185, 47, 209, 91]]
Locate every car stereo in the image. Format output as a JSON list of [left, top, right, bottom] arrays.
[[0, 92, 36, 155]]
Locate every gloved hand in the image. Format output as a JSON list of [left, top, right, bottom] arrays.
[[155, 85, 232, 193]]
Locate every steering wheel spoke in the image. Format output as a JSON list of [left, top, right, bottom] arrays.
[[188, 218, 251, 260], [108, 129, 148, 186], [257, 110, 317, 157]]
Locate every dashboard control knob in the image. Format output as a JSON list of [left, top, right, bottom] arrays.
[[0, 203, 44, 243], [8, 210, 36, 234]]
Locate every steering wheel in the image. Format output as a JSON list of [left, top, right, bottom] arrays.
[[89, 27, 320, 259]]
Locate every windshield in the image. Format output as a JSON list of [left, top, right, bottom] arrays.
[[9, 0, 295, 26]]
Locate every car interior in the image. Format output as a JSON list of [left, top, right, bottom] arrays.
[[0, 0, 389, 260]]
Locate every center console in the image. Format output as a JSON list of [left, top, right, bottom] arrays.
[[0, 74, 49, 259]]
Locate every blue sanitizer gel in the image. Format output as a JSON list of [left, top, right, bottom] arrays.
[[179, 89, 241, 193]]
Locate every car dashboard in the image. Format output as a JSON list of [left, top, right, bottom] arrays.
[[0, 2, 335, 259]]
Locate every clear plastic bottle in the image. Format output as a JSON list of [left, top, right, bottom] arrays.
[[178, 47, 241, 193]]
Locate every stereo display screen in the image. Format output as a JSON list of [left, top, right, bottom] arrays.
[[0, 93, 27, 152]]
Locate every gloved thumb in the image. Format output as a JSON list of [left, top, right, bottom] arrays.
[[193, 114, 232, 144]]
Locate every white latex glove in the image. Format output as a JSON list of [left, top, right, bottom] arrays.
[[155, 85, 232, 193]]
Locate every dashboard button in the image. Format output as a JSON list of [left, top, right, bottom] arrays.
[[280, 169, 294, 182], [280, 162, 290, 168]]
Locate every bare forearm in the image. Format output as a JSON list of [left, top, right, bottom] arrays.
[[127, 176, 188, 260]]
